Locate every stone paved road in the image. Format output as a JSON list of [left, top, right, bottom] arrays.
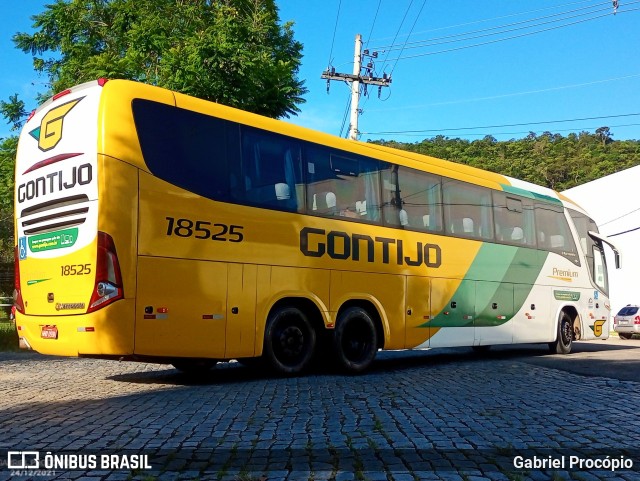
[[1, 339, 639, 481]]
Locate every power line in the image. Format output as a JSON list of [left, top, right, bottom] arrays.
[[373, 0, 611, 51], [389, 0, 428, 76], [361, 113, 640, 135], [365, 123, 640, 138], [364, 0, 383, 50], [339, 91, 352, 138], [385, 7, 640, 61], [380, 0, 414, 71], [601, 207, 640, 226], [371, 0, 604, 43], [608, 226, 640, 237], [326, 0, 342, 69], [367, 73, 640, 113]]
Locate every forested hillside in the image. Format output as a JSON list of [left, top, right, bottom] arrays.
[[370, 129, 640, 191]]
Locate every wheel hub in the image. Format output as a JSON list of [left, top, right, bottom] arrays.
[[279, 326, 304, 357]]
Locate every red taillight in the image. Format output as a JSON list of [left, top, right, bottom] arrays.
[[97, 78, 109, 86], [13, 246, 25, 314], [87, 232, 123, 313], [635, 316, 640, 325], [52, 89, 72, 101]]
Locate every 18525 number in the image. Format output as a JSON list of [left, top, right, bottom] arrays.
[[60, 264, 92, 276], [165, 217, 244, 242]]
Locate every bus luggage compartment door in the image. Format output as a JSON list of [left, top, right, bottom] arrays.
[[474, 281, 514, 345], [135, 256, 227, 358]]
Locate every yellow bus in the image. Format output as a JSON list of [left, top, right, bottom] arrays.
[[14, 79, 621, 374]]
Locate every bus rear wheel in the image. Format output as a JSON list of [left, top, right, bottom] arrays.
[[263, 306, 316, 375], [333, 307, 378, 374], [549, 311, 573, 354]]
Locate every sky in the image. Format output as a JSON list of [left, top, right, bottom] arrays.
[[1, 0, 639, 143]]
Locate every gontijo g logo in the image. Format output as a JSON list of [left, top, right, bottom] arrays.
[[29, 97, 84, 152]]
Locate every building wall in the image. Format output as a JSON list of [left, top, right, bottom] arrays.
[[563, 166, 640, 316]]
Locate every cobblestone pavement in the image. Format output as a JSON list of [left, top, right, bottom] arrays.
[[1, 342, 639, 481]]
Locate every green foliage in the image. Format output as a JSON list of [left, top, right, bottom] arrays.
[[371, 129, 640, 191], [11, 0, 307, 118], [0, 322, 19, 352], [0, 137, 17, 263], [0, 95, 27, 131], [0, 0, 308, 261]]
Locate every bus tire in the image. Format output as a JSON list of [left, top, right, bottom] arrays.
[[172, 359, 216, 374], [333, 307, 378, 374], [549, 311, 573, 354], [263, 306, 316, 375]]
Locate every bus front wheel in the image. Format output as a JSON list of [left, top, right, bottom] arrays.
[[263, 306, 316, 375], [333, 307, 378, 374], [549, 311, 573, 354]]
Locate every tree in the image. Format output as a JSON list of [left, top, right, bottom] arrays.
[[0, 95, 27, 132], [12, 0, 307, 119], [369, 130, 640, 191], [595, 126, 613, 146], [1, 0, 308, 261], [0, 137, 17, 264]]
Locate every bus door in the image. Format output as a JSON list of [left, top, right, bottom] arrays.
[[134, 257, 228, 358], [405, 276, 431, 348], [224, 263, 257, 358], [586, 243, 611, 338], [512, 284, 555, 344]]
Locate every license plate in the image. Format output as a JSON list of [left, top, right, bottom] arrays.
[[41, 325, 58, 339], [619, 320, 629, 325]]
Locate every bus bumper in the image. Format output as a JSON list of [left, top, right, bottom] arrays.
[[15, 299, 135, 357]]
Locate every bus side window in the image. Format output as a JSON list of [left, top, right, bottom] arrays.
[[535, 202, 579, 265], [381, 165, 443, 231], [239, 127, 303, 212], [313, 191, 337, 216], [493, 192, 535, 247], [443, 179, 493, 240], [133, 99, 235, 203], [305, 146, 337, 217], [305, 146, 381, 223]]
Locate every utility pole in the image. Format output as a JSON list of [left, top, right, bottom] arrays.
[[349, 34, 363, 141], [322, 33, 392, 140]]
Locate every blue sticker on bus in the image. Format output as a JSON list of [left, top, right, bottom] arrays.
[[19, 237, 27, 260]]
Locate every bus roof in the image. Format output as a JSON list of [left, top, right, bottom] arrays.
[[99, 79, 575, 208]]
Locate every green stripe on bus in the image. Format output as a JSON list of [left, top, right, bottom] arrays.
[[424, 244, 548, 328], [501, 184, 562, 205]]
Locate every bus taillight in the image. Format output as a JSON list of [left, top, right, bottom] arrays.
[[88, 232, 123, 313], [13, 246, 25, 314]]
